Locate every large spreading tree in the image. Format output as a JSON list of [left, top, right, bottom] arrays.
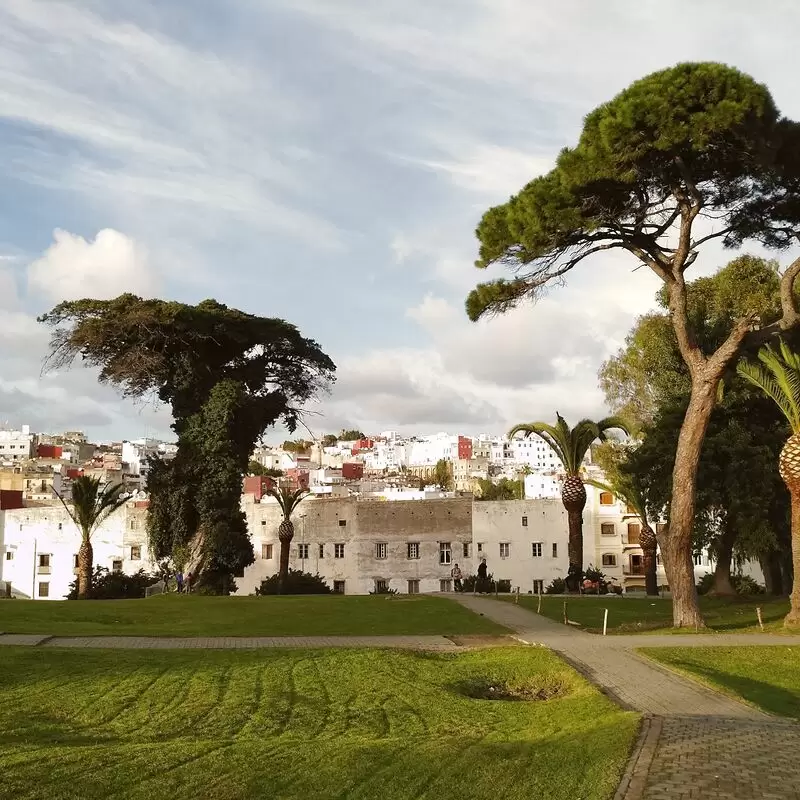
[[41, 295, 335, 593], [466, 63, 800, 626], [600, 256, 794, 596]]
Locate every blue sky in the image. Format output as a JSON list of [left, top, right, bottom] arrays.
[[0, 0, 798, 442]]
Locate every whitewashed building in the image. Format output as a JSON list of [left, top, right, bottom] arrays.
[[0, 503, 152, 599], [0, 425, 36, 465]]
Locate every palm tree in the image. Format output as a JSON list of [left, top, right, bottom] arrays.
[[266, 483, 310, 593], [738, 340, 800, 627], [509, 413, 630, 589], [585, 477, 659, 596], [57, 476, 128, 600]]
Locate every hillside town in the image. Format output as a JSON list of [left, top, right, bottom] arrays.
[[0, 423, 723, 601]]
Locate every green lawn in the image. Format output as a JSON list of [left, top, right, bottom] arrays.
[[0, 594, 508, 637], [641, 646, 800, 718], [0, 646, 638, 800], [506, 594, 790, 634]]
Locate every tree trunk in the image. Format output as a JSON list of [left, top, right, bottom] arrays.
[[278, 520, 294, 595], [664, 378, 718, 627], [565, 508, 584, 592], [786, 490, 800, 627], [643, 545, 658, 596], [759, 553, 779, 596], [708, 522, 736, 596], [77, 537, 93, 600]]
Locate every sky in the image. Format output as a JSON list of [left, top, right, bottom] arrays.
[[0, 0, 798, 444]]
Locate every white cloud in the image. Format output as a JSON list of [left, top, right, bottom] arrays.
[[27, 229, 158, 304]]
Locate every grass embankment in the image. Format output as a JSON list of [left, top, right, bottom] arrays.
[[641, 646, 800, 718], [0, 594, 508, 637], [506, 594, 790, 634], [1, 646, 638, 800]]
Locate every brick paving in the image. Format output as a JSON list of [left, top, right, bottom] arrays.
[[452, 595, 800, 799]]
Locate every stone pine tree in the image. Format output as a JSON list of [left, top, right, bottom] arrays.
[[466, 62, 800, 627], [738, 341, 800, 626], [56, 476, 127, 600], [40, 295, 335, 593], [508, 414, 629, 589]]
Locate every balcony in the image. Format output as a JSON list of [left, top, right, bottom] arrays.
[[37, 566, 51, 575], [623, 565, 645, 576]]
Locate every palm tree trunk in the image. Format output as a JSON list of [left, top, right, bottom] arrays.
[[643, 545, 658, 596], [77, 537, 93, 600], [786, 489, 800, 627]]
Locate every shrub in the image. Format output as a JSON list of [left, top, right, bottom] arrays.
[[67, 567, 159, 600], [697, 572, 766, 595], [462, 573, 510, 593], [255, 569, 332, 595], [545, 578, 566, 594]]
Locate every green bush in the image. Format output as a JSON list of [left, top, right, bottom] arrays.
[[697, 572, 766, 595], [67, 567, 159, 600], [255, 569, 331, 595], [545, 577, 566, 594], [462, 573, 510, 593]]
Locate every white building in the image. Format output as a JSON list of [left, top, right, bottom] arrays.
[[0, 502, 152, 600], [510, 438, 562, 471], [0, 425, 36, 465]]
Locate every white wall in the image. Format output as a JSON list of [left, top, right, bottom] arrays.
[[0, 504, 152, 600]]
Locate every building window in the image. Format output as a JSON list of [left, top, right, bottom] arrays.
[[627, 523, 641, 545], [693, 553, 703, 566], [552, 543, 558, 558], [375, 579, 388, 593], [599, 491, 614, 505], [531, 542, 542, 558], [58, 523, 62, 531], [477, 542, 483, 553], [601, 523, 616, 536], [38, 582, 49, 598], [73, 554, 79, 569], [5, 551, 13, 561], [499, 542, 510, 559], [262, 543, 273, 560], [407, 542, 420, 560], [439, 579, 452, 592], [439, 542, 452, 565], [112, 560, 123, 572], [376, 542, 388, 560], [130, 519, 137, 530], [407, 579, 419, 594], [261, 520, 267, 526], [333, 580, 345, 594], [130, 545, 141, 561], [463, 542, 471, 558], [38, 554, 50, 568], [319, 543, 325, 558], [533, 579, 544, 594], [298, 543, 309, 559], [601, 554, 617, 567], [521, 515, 528, 527], [335, 543, 345, 559], [338, 519, 347, 527]]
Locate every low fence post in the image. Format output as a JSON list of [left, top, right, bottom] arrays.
[[537, 591, 542, 614], [563, 601, 568, 625], [756, 606, 765, 631], [603, 608, 609, 636]]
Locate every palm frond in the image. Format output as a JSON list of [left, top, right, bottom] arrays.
[[738, 343, 800, 432], [508, 421, 568, 467], [56, 476, 127, 542], [266, 484, 309, 518]]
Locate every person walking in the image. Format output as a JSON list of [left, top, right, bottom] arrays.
[[451, 563, 463, 592], [185, 571, 193, 594], [477, 558, 488, 593], [175, 571, 184, 594]]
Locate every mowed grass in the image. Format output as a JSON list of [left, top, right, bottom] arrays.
[[506, 594, 791, 634], [641, 646, 800, 718], [0, 594, 508, 637], [0, 646, 639, 800]]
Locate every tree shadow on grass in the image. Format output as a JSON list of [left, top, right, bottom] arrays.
[[664, 660, 800, 718]]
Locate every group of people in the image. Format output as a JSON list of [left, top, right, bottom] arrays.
[[174, 571, 193, 594], [449, 558, 489, 592]]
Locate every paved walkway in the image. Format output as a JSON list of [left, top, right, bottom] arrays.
[[0, 632, 462, 650], [452, 595, 800, 800]]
